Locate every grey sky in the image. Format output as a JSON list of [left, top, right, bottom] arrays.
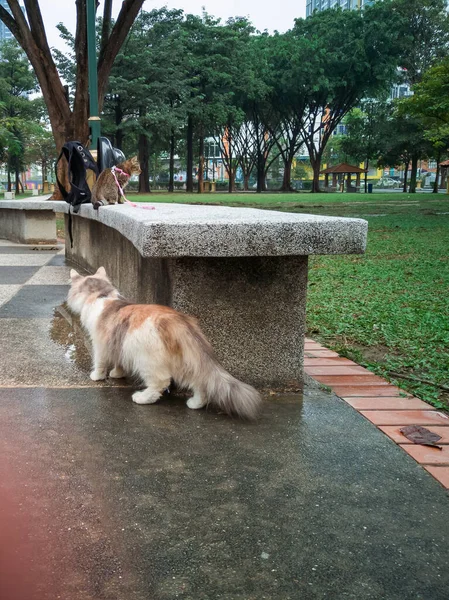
[[37, 0, 307, 51]]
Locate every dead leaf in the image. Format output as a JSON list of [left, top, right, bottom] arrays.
[[400, 425, 443, 449]]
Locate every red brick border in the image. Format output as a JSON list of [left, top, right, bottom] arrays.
[[304, 338, 449, 489]]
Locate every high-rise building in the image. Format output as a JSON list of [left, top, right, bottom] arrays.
[[0, 1, 25, 44], [306, 0, 373, 18]]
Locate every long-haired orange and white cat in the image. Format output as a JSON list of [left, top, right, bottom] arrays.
[[68, 267, 261, 419]]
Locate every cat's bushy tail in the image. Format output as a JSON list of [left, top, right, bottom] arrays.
[[172, 316, 262, 420]]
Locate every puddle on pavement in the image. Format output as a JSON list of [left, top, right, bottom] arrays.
[[50, 303, 92, 373], [49, 303, 305, 402]]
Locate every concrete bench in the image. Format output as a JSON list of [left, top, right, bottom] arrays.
[[0, 199, 367, 388], [0, 199, 60, 244]]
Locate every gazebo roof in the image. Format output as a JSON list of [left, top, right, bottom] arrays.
[[439, 159, 449, 167], [320, 162, 367, 174]]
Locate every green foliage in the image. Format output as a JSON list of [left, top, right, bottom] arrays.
[[401, 57, 449, 146], [306, 196, 449, 408], [389, 0, 449, 85], [340, 101, 391, 166], [0, 39, 43, 186]]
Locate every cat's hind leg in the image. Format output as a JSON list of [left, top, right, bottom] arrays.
[[110, 366, 125, 378], [132, 372, 171, 405], [133, 377, 171, 404], [186, 388, 207, 410], [90, 341, 109, 381]]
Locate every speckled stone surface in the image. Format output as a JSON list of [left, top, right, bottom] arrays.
[[0, 253, 54, 266], [0, 266, 40, 284], [0, 387, 448, 600], [70, 202, 367, 257], [0, 199, 367, 257], [26, 265, 71, 285], [66, 218, 307, 387], [0, 284, 21, 307], [0, 285, 70, 318]]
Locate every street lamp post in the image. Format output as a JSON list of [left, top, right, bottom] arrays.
[[86, 0, 101, 148]]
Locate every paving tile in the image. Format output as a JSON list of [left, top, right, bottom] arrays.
[[46, 253, 68, 266], [400, 444, 449, 465], [0, 266, 40, 284], [25, 266, 71, 286], [304, 365, 372, 375], [312, 375, 389, 386], [303, 358, 357, 366], [332, 385, 408, 397], [0, 285, 70, 318], [360, 410, 449, 426], [0, 254, 53, 266], [423, 466, 449, 489], [304, 344, 327, 350], [0, 285, 21, 307], [304, 350, 340, 358], [344, 397, 433, 411], [378, 426, 449, 444]]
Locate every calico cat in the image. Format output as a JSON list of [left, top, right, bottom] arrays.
[[91, 156, 141, 210], [67, 267, 262, 419]]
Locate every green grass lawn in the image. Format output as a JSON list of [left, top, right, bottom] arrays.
[[133, 191, 449, 408], [129, 190, 440, 207], [58, 190, 449, 407]]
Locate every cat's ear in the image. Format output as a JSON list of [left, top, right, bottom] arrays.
[[131, 156, 139, 164], [95, 266, 109, 280], [70, 269, 81, 281]]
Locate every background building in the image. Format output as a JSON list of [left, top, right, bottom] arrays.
[[306, 0, 373, 17], [0, 1, 25, 44]]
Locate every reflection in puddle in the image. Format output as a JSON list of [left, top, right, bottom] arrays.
[[50, 303, 92, 373]]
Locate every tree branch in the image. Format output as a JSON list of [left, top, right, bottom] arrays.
[[23, 0, 53, 56], [0, 5, 20, 41], [101, 0, 113, 54]]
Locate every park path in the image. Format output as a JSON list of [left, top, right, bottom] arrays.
[[0, 239, 448, 600], [303, 339, 449, 489]]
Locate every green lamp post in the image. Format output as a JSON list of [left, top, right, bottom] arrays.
[[86, 0, 101, 148]]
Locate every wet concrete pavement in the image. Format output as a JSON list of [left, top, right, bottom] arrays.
[[0, 240, 448, 600]]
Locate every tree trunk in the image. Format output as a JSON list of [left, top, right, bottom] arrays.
[[256, 149, 264, 193], [138, 133, 150, 193], [433, 166, 440, 194], [168, 131, 175, 193], [409, 155, 419, 193], [403, 160, 409, 192], [15, 163, 21, 195], [42, 159, 46, 189], [7, 163, 11, 192], [364, 158, 369, 193], [433, 150, 441, 194], [186, 115, 193, 193], [229, 170, 236, 192], [281, 158, 293, 192], [197, 135, 204, 194], [115, 99, 124, 150], [243, 172, 250, 191], [311, 158, 321, 193], [224, 127, 233, 193]]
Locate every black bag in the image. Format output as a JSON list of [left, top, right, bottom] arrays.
[[55, 141, 98, 246]]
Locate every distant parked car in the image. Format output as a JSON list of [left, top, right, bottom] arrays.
[[375, 177, 400, 188]]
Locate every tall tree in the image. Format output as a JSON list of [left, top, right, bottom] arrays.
[[0, 39, 39, 192], [292, 6, 400, 192], [0, 1, 145, 158], [340, 100, 390, 192], [391, 0, 449, 85]]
